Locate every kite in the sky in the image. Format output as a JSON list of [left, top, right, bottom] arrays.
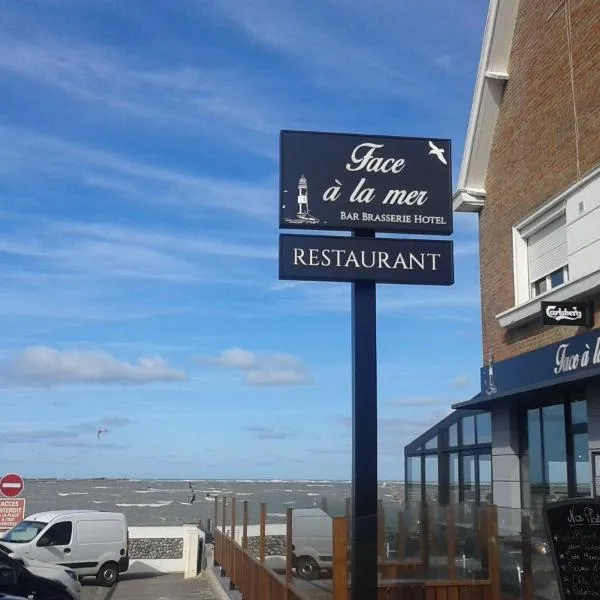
[[97, 428, 109, 439]]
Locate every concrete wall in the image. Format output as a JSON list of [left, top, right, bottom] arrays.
[[128, 525, 202, 577], [480, 0, 600, 362]]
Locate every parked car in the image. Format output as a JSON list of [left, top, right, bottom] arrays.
[[0, 547, 80, 600], [1, 510, 129, 586]]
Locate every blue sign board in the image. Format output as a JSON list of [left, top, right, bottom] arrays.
[[481, 328, 600, 398], [279, 130, 453, 236], [279, 234, 454, 285]]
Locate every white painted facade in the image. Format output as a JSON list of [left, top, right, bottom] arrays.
[[498, 166, 600, 328]]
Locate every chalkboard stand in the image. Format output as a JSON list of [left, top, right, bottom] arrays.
[[543, 497, 600, 600]]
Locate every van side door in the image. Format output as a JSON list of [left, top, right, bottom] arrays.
[[31, 520, 74, 565]]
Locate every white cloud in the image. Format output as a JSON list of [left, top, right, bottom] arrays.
[[0, 127, 277, 221], [0, 347, 187, 387], [199, 348, 311, 387], [453, 375, 471, 389]]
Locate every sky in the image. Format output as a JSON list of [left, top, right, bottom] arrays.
[[0, 0, 488, 481]]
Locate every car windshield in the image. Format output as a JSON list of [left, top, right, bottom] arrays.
[[2, 521, 48, 543]]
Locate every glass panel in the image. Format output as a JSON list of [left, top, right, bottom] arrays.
[[574, 432, 591, 497], [449, 423, 458, 447], [476, 412, 492, 444], [527, 408, 544, 512], [462, 416, 476, 445], [424, 456, 438, 503], [478, 454, 492, 503], [542, 404, 568, 501], [550, 268, 565, 288], [425, 436, 437, 450], [449, 453, 459, 504], [462, 454, 476, 503], [405, 456, 421, 502], [533, 278, 548, 296], [571, 400, 588, 426]]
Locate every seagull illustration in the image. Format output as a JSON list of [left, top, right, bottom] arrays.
[[428, 140, 447, 165], [97, 428, 109, 439]]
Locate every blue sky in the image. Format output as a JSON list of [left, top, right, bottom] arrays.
[[0, 0, 487, 480]]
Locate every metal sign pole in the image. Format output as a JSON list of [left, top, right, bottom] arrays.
[[350, 229, 378, 600]]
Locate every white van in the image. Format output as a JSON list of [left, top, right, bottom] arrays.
[[291, 508, 332, 580], [0, 510, 129, 586]]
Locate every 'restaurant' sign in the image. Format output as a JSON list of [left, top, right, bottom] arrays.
[[279, 234, 454, 285], [279, 130, 453, 236], [541, 301, 594, 328]]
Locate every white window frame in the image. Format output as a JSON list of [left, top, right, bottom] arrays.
[[512, 198, 567, 305]]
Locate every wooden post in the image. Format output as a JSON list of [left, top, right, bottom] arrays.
[[377, 499, 385, 559], [259, 502, 267, 564], [321, 496, 328, 513], [333, 517, 349, 600], [242, 500, 249, 551], [231, 497, 236, 541], [521, 514, 533, 600], [286, 508, 293, 591], [420, 501, 429, 570], [487, 504, 501, 600], [479, 503, 490, 579], [214, 496, 219, 531], [198, 519, 203, 531], [345, 497, 351, 520], [446, 505, 457, 578], [396, 511, 405, 561], [207, 518, 211, 533], [222, 497, 227, 534]]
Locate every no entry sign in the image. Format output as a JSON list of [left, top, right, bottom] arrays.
[[0, 473, 25, 497]]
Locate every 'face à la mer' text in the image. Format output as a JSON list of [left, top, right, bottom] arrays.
[[293, 248, 441, 271]]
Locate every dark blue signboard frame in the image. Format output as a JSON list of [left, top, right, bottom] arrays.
[[279, 234, 454, 285], [279, 130, 453, 236]]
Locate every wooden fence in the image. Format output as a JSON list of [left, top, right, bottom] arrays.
[[212, 498, 503, 600]]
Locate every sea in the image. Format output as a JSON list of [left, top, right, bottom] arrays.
[[20, 479, 405, 527]]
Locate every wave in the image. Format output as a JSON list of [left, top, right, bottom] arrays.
[[282, 501, 296, 505], [92, 486, 110, 489], [57, 492, 89, 496], [90, 501, 107, 504], [267, 513, 287, 518], [116, 501, 173, 508], [306, 493, 319, 497]]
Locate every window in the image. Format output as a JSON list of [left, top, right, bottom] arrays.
[[476, 413, 492, 444], [524, 400, 590, 511], [449, 453, 459, 504], [424, 436, 438, 450], [527, 214, 568, 298], [406, 456, 422, 503], [448, 423, 458, 447], [425, 456, 438, 503], [462, 454, 476, 502], [0, 560, 15, 585], [462, 416, 476, 445], [479, 454, 492, 503], [38, 521, 72, 547]]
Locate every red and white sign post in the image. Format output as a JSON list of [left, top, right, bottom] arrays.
[[0, 473, 25, 498], [0, 473, 26, 531]]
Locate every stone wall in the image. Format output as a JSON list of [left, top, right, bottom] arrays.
[[246, 535, 286, 557], [129, 537, 184, 560]]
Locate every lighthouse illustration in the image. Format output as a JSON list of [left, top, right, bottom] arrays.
[[283, 175, 320, 225], [485, 350, 497, 395]]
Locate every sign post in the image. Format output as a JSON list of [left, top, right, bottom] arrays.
[[278, 129, 453, 600], [0, 473, 25, 498]]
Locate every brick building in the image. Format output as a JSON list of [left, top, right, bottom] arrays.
[[405, 0, 600, 528]]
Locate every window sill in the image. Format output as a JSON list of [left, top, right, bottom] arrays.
[[496, 268, 600, 328]]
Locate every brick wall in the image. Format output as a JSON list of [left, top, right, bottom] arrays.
[[480, 0, 600, 362]]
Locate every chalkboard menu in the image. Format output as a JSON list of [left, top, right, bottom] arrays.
[[544, 498, 600, 600]]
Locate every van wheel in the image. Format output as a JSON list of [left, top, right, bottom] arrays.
[[97, 561, 119, 586], [296, 556, 320, 580]]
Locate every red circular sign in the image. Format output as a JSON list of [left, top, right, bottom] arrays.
[[0, 473, 25, 497]]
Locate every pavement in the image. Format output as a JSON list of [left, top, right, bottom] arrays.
[[81, 581, 115, 600], [109, 573, 220, 600]]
